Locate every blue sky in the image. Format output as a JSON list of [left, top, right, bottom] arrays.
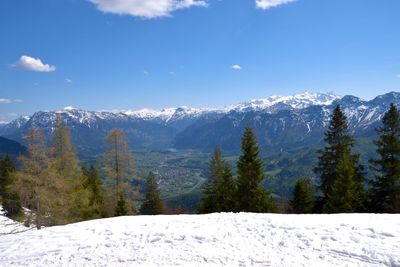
[[1, 0, 400, 122]]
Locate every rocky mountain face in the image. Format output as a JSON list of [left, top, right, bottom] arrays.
[[0, 92, 398, 155]]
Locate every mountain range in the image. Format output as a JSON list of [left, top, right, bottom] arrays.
[[0, 91, 399, 156]]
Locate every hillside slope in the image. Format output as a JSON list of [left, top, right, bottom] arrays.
[[0, 136, 26, 159], [1, 213, 399, 266]]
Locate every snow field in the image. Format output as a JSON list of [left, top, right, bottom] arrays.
[[0, 213, 399, 266]]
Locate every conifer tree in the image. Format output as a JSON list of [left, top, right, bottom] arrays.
[[50, 116, 91, 222], [314, 105, 364, 212], [291, 179, 313, 214], [0, 155, 15, 197], [140, 172, 164, 215], [115, 192, 129, 216], [13, 128, 66, 228], [198, 148, 224, 213], [369, 103, 400, 213], [0, 155, 22, 218], [236, 127, 276, 213], [198, 148, 236, 213], [50, 115, 81, 179], [323, 151, 359, 213], [84, 165, 107, 218], [215, 162, 236, 212], [104, 129, 137, 216]]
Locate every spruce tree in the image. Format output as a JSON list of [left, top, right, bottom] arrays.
[[140, 172, 164, 215], [198, 148, 224, 213], [115, 192, 129, 216], [0, 155, 15, 197], [214, 162, 236, 212], [0, 155, 22, 218], [291, 179, 313, 214], [84, 165, 107, 218], [369, 103, 400, 213], [236, 126, 276, 213], [323, 151, 358, 213], [314, 105, 364, 212], [198, 148, 236, 213]]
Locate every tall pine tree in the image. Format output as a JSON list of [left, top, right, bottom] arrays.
[[236, 127, 276, 213], [140, 172, 164, 215], [291, 178, 313, 214], [314, 105, 364, 212], [369, 103, 400, 213]]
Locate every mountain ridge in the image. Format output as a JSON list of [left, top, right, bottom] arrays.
[[0, 91, 398, 154]]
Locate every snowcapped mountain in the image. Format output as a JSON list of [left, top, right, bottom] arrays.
[[229, 91, 340, 112], [0, 91, 399, 153], [124, 106, 218, 122], [2, 91, 340, 127]]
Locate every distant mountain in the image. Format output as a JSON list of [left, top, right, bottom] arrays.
[[174, 93, 398, 151], [0, 136, 26, 159], [227, 91, 340, 112], [0, 92, 398, 155]]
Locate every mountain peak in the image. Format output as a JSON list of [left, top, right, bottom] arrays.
[[63, 106, 78, 111], [230, 91, 341, 112]]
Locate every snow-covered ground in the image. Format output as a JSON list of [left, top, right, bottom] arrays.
[[0, 211, 28, 236], [0, 213, 399, 267]]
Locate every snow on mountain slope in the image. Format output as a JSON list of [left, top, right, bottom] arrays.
[[229, 91, 340, 112], [1, 213, 399, 266], [6, 91, 340, 126], [124, 106, 218, 122]]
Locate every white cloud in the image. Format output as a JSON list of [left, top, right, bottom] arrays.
[[231, 64, 242, 70], [0, 98, 22, 104], [0, 99, 12, 104], [65, 78, 73, 84], [396, 74, 400, 78], [256, 0, 295, 10], [12, 55, 56, 72], [143, 71, 149, 75], [89, 0, 208, 19]]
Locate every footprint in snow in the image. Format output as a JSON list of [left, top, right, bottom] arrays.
[[150, 237, 161, 243]]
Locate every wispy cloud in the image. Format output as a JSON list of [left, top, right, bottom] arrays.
[[256, 0, 296, 10], [12, 55, 56, 72], [89, 0, 208, 19], [231, 64, 242, 70], [65, 78, 73, 84], [396, 74, 400, 78], [0, 98, 22, 104]]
